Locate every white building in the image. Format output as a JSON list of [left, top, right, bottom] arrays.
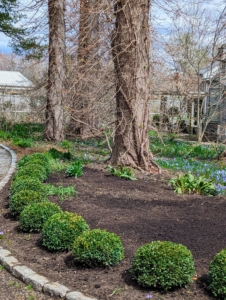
[[0, 71, 33, 119]]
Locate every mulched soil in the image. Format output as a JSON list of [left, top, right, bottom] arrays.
[[1, 164, 226, 300]]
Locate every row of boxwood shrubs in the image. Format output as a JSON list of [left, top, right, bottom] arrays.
[[9, 152, 226, 298]]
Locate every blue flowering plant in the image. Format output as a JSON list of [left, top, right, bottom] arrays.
[[0, 231, 5, 240]]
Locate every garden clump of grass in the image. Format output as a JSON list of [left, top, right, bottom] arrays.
[[45, 183, 77, 201], [12, 137, 34, 148], [66, 159, 84, 178], [108, 165, 136, 180]]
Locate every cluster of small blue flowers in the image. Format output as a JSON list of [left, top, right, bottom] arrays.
[[214, 170, 226, 183], [214, 184, 226, 194], [156, 157, 226, 194]]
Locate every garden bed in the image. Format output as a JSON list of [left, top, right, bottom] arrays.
[[0, 165, 225, 300]]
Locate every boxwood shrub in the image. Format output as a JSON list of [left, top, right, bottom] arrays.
[[18, 153, 49, 169], [9, 190, 48, 216], [22, 160, 51, 176], [208, 249, 226, 298], [10, 178, 46, 198], [131, 241, 195, 291], [41, 212, 89, 251], [72, 229, 124, 266], [11, 174, 34, 183], [19, 202, 62, 232], [13, 165, 48, 182]]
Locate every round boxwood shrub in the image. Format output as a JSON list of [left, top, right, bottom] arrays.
[[72, 229, 124, 266], [17, 154, 51, 175], [41, 212, 89, 251], [10, 178, 46, 198], [11, 174, 36, 183], [13, 165, 48, 182], [208, 249, 226, 298], [131, 241, 195, 291], [19, 202, 62, 232], [22, 159, 51, 176], [18, 153, 49, 168], [9, 190, 48, 216]]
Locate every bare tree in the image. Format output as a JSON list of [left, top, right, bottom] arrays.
[[45, 0, 66, 141], [110, 0, 160, 172], [67, 0, 100, 137]]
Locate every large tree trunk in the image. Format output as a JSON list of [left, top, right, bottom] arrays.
[[110, 0, 160, 173], [45, 0, 66, 141], [68, 0, 99, 138]]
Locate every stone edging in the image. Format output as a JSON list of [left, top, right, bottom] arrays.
[[0, 143, 17, 190], [0, 144, 97, 300], [0, 247, 96, 299]]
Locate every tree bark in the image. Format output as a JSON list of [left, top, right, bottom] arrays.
[[45, 0, 66, 141], [110, 0, 160, 173], [68, 0, 99, 138]]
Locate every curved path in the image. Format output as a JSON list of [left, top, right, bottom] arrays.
[[0, 144, 16, 189], [0, 144, 95, 300]]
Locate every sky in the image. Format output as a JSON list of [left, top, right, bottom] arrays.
[[0, 0, 225, 55], [0, 33, 12, 54]]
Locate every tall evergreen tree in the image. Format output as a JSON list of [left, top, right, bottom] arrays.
[[0, 0, 24, 38]]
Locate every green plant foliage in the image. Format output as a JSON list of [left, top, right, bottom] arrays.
[[13, 164, 48, 182], [11, 174, 34, 183], [131, 241, 195, 291], [48, 148, 64, 159], [169, 173, 217, 195], [19, 202, 62, 232], [63, 151, 74, 160], [152, 114, 160, 127], [10, 123, 44, 140], [149, 137, 224, 160], [72, 229, 124, 266], [18, 153, 49, 169], [45, 184, 77, 201], [9, 190, 48, 216], [0, 130, 10, 140], [58, 139, 72, 151], [25, 160, 51, 176], [66, 159, 83, 178], [12, 137, 33, 148], [41, 212, 89, 251], [47, 148, 74, 161], [108, 165, 136, 180], [10, 178, 46, 198], [208, 249, 226, 298]]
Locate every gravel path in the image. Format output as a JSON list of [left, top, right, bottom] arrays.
[[0, 267, 58, 300], [0, 146, 11, 180]]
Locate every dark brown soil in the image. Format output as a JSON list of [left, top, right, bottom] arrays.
[[1, 165, 226, 300]]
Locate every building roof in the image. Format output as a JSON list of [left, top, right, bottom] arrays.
[[199, 61, 220, 79], [0, 71, 33, 88]]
